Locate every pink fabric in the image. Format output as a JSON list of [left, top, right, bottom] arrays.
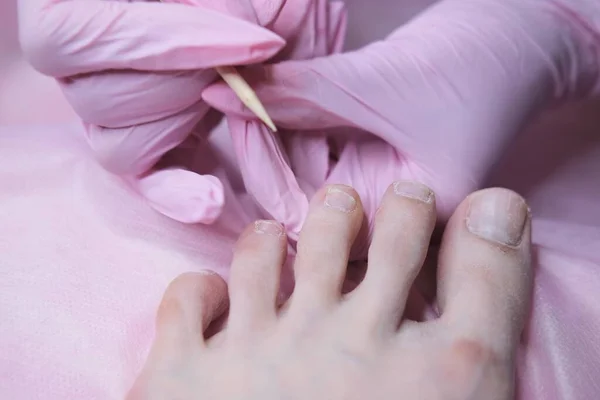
[[0, 1, 76, 125], [1, 0, 600, 399]]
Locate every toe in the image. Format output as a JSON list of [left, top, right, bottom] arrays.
[[436, 188, 532, 355], [155, 271, 229, 348], [289, 184, 364, 311], [348, 181, 436, 332], [227, 220, 288, 337]]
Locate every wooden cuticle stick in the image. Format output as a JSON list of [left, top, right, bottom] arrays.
[[215, 66, 277, 132], [157, 0, 277, 131]]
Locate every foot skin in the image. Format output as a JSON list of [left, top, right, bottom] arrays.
[[128, 182, 532, 400]]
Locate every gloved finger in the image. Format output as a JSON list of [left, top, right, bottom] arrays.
[[201, 54, 395, 133], [85, 101, 208, 175], [166, 0, 282, 28], [19, 0, 285, 78], [269, 0, 346, 62], [282, 134, 330, 197], [226, 117, 309, 241], [132, 132, 229, 224], [162, 0, 345, 60], [137, 169, 225, 224], [61, 69, 213, 128], [325, 1, 347, 54]]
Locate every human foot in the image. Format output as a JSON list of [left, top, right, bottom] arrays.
[[128, 183, 532, 400]]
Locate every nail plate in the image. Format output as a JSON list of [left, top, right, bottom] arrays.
[[393, 181, 433, 203], [254, 220, 284, 236], [324, 186, 357, 213], [198, 269, 220, 277], [466, 190, 528, 246]]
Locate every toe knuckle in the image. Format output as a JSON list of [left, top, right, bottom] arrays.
[[436, 338, 513, 398], [445, 338, 502, 376]]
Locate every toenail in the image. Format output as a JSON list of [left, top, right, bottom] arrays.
[[466, 190, 528, 246], [393, 181, 433, 203], [324, 186, 357, 213], [197, 269, 221, 277], [254, 220, 285, 236]]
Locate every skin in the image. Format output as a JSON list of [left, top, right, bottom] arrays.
[[127, 181, 532, 400]]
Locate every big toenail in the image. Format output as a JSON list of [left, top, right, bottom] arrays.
[[466, 190, 528, 246], [198, 269, 220, 277], [324, 186, 357, 213]]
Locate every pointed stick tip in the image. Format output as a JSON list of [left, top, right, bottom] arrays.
[[215, 66, 277, 132]]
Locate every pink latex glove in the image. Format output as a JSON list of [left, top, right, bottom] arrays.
[[17, 0, 303, 223], [204, 0, 600, 238]]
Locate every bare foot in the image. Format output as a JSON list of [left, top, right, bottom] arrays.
[[128, 182, 532, 400]]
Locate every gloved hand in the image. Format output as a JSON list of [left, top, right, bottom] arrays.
[[204, 0, 600, 226], [18, 0, 345, 224]]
